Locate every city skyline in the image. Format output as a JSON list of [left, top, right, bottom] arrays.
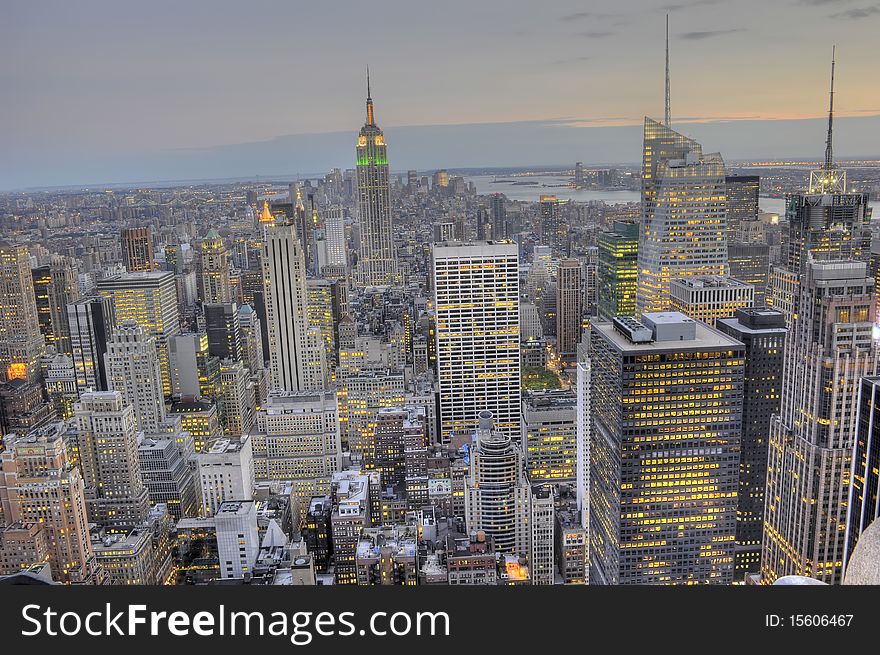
[[4, 1, 880, 189]]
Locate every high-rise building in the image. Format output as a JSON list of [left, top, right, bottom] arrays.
[[0, 422, 98, 583], [717, 308, 787, 577], [762, 260, 877, 584], [356, 73, 396, 286], [197, 436, 254, 517], [200, 229, 233, 304], [575, 358, 591, 541], [521, 390, 577, 483], [31, 256, 80, 355], [249, 391, 342, 526], [540, 195, 565, 251], [530, 484, 555, 585], [464, 411, 531, 555], [97, 271, 181, 397], [215, 500, 260, 579], [0, 241, 45, 384], [728, 241, 770, 306], [204, 302, 242, 362], [104, 321, 166, 434], [138, 436, 198, 520], [636, 119, 728, 314], [590, 312, 744, 584], [597, 220, 639, 320], [121, 227, 155, 272], [556, 259, 584, 363], [845, 376, 880, 571], [67, 297, 114, 394], [318, 205, 347, 274], [490, 193, 507, 239], [262, 216, 327, 392], [217, 358, 255, 437], [74, 390, 151, 531], [725, 175, 759, 237], [669, 276, 754, 326], [433, 242, 521, 444]]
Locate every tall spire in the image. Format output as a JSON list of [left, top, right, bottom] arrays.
[[823, 46, 836, 171], [664, 14, 671, 127], [366, 65, 374, 126]]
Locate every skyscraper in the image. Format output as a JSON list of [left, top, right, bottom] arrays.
[[716, 308, 786, 577], [356, 71, 396, 287], [74, 390, 151, 531], [121, 227, 155, 272], [97, 271, 181, 397], [200, 229, 233, 304], [669, 276, 754, 327], [590, 312, 744, 584], [67, 296, 114, 393], [556, 259, 584, 363], [31, 255, 80, 355], [0, 241, 44, 384], [104, 320, 166, 434], [636, 120, 728, 314], [490, 193, 507, 239], [762, 260, 878, 584], [433, 242, 521, 444], [845, 376, 880, 571], [262, 215, 327, 392], [0, 422, 98, 583], [540, 195, 564, 251], [597, 220, 639, 320], [725, 175, 760, 237], [464, 411, 531, 555], [204, 302, 242, 362], [771, 53, 872, 326]]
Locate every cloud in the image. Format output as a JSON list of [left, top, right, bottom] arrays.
[[797, 0, 854, 5], [679, 29, 744, 40], [829, 4, 880, 18]]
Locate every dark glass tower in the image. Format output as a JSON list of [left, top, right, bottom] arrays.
[[716, 308, 786, 577]]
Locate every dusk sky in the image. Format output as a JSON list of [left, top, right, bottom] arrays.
[[2, 0, 880, 189]]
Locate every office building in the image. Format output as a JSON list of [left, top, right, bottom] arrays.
[[138, 436, 198, 520], [0, 241, 45, 384], [845, 376, 880, 571], [262, 215, 327, 392], [522, 390, 577, 483], [597, 220, 639, 321], [725, 175, 759, 236], [249, 391, 342, 525], [97, 271, 180, 397], [217, 358, 256, 437], [590, 312, 744, 584], [556, 259, 583, 363], [67, 296, 114, 393], [104, 320, 166, 434], [121, 227, 155, 272], [530, 484, 555, 585], [356, 74, 396, 286], [540, 195, 564, 250], [669, 276, 755, 326], [204, 302, 242, 362], [0, 422, 98, 583], [215, 500, 260, 579], [200, 229, 233, 304], [728, 241, 770, 306], [762, 260, 878, 584], [717, 308, 786, 576], [636, 120, 728, 314], [74, 391, 151, 531], [433, 242, 521, 444], [31, 255, 80, 355], [197, 437, 255, 518], [464, 411, 531, 555]]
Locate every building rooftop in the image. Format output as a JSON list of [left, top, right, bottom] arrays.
[[597, 313, 743, 352]]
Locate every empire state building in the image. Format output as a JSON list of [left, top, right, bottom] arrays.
[[355, 71, 396, 287]]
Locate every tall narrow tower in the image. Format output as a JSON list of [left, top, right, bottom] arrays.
[[356, 69, 396, 287]]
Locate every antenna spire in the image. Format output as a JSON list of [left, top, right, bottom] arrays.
[[824, 46, 835, 171], [366, 66, 375, 126], [664, 14, 671, 127]]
